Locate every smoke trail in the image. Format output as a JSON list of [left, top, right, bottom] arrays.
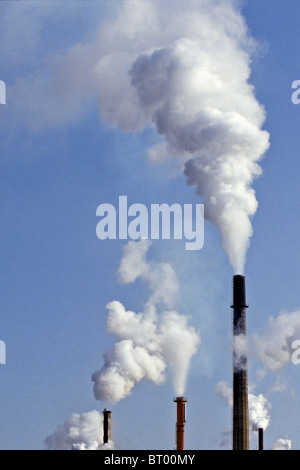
[[93, 0, 270, 273], [45, 410, 113, 450], [92, 240, 200, 402]]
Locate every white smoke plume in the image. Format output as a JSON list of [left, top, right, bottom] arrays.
[[8, 0, 270, 273], [215, 381, 271, 432], [45, 410, 113, 451], [270, 438, 292, 451], [92, 240, 200, 402], [248, 393, 271, 431], [95, 0, 270, 273]]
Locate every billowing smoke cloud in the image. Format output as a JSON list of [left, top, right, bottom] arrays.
[[45, 410, 113, 451], [8, 0, 270, 273], [96, 0, 270, 273], [215, 381, 271, 431], [270, 438, 292, 451], [92, 240, 200, 402]]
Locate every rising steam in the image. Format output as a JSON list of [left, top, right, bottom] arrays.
[[92, 240, 200, 402], [15, 0, 270, 272], [44, 410, 113, 450], [92, 0, 270, 273]]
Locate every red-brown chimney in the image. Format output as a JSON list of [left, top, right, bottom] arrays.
[[174, 397, 187, 450]]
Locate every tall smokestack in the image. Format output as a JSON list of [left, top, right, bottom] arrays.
[[103, 409, 112, 445], [174, 397, 187, 450], [258, 428, 264, 451], [231, 274, 249, 450]]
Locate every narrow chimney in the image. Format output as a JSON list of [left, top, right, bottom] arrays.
[[258, 428, 263, 451], [103, 409, 112, 445], [231, 274, 249, 450], [174, 397, 187, 450]]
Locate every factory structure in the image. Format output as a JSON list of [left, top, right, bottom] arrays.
[[99, 274, 268, 451]]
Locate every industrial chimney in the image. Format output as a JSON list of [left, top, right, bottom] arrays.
[[174, 397, 187, 450], [258, 428, 263, 451], [103, 409, 112, 445], [231, 274, 249, 450]]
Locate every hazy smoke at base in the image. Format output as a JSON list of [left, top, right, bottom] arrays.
[[44, 410, 113, 450], [92, 240, 200, 403], [215, 381, 271, 431]]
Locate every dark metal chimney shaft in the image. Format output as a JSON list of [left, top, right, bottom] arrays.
[[103, 409, 112, 445], [231, 275, 249, 450], [258, 428, 264, 451]]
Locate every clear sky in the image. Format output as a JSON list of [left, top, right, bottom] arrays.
[[1, 0, 300, 450]]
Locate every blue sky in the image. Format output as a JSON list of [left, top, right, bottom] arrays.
[[1, 0, 300, 450]]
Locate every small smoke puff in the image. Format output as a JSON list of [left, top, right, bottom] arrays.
[[270, 438, 292, 451], [215, 381, 232, 408], [250, 310, 300, 372], [118, 240, 179, 307], [248, 393, 271, 431], [118, 239, 151, 284], [45, 410, 107, 450], [72, 441, 100, 451]]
